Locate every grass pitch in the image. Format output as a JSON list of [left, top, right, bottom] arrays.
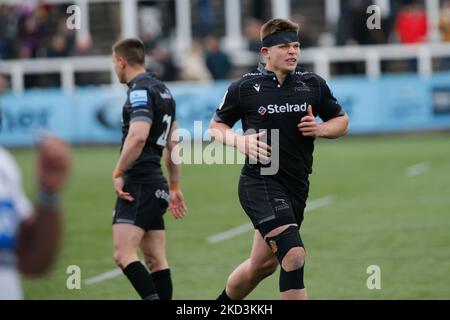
[[10, 133, 450, 299]]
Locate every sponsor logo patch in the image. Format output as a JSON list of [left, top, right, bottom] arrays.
[[258, 106, 267, 115]]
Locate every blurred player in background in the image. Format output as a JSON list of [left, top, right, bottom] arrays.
[[111, 38, 187, 300], [210, 19, 349, 300], [0, 133, 70, 300]]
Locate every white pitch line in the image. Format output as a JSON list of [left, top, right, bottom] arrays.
[[207, 196, 334, 244], [304, 195, 334, 211], [406, 162, 431, 177], [84, 259, 150, 286], [207, 223, 254, 244], [84, 268, 123, 286]]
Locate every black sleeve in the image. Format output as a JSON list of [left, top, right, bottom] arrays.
[[166, 87, 176, 122], [172, 98, 176, 122], [129, 84, 154, 124], [316, 76, 345, 122], [213, 81, 241, 127]]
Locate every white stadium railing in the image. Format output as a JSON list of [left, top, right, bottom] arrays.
[[2, 43, 450, 93], [1, 0, 446, 93]]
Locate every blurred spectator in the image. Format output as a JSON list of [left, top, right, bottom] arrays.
[[395, 3, 428, 44], [244, 18, 263, 53], [0, 7, 9, 58], [203, 35, 231, 80], [20, 6, 50, 88], [74, 34, 97, 56], [336, 0, 375, 46], [46, 34, 70, 58], [335, 0, 375, 75], [440, 0, 450, 42], [146, 45, 179, 82], [142, 33, 163, 55], [139, 5, 163, 53], [0, 5, 19, 59], [45, 34, 71, 87], [0, 74, 7, 94], [291, 14, 315, 49], [251, 0, 268, 21], [394, 2, 428, 72], [196, 0, 215, 38], [0, 3, 81, 61], [180, 42, 212, 82], [439, 0, 450, 70], [74, 35, 101, 86], [54, 16, 76, 54], [17, 6, 48, 58]]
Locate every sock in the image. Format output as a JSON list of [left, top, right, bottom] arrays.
[[123, 261, 159, 300], [217, 288, 232, 301], [151, 269, 173, 300]]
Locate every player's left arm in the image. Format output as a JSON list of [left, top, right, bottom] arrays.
[[112, 121, 150, 201], [163, 121, 187, 219], [319, 112, 349, 138], [298, 105, 349, 139], [298, 77, 349, 139]]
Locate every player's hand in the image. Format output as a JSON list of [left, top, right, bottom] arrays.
[[236, 131, 271, 163], [38, 135, 71, 193], [298, 105, 322, 137], [113, 176, 135, 202], [168, 189, 187, 220]]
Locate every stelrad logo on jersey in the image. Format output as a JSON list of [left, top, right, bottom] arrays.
[[258, 102, 308, 115]]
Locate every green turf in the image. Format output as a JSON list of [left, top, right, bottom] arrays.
[[9, 133, 450, 299]]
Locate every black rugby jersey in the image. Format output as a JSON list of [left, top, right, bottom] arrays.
[[121, 72, 176, 182], [214, 65, 345, 200]]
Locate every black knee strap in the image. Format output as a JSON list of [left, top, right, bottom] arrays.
[[265, 226, 305, 291], [265, 226, 303, 262], [280, 265, 305, 291]]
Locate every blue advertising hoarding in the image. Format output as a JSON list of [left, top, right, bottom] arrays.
[[1, 73, 450, 147]]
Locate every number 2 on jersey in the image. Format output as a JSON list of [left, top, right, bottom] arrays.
[[156, 114, 172, 147]]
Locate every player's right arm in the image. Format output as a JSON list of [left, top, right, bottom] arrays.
[[209, 83, 270, 163], [113, 121, 150, 202], [209, 120, 270, 163], [113, 87, 153, 201], [163, 121, 187, 219]]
